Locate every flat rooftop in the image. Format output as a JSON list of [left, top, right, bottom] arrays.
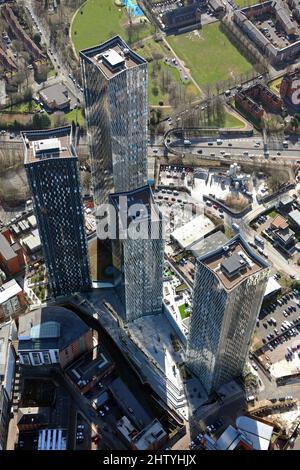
[[171, 214, 215, 250], [190, 230, 229, 258], [39, 82, 70, 107], [200, 235, 268, 291], [22, 126, 75, 164], [80, 35, 146, 80], [0, 279, 22, 304], [18, 306, 90, 352], [110, 185, 161, 230]]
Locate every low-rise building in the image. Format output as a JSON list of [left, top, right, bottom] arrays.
[[132, 419, 168, 450], [273, 226, 295, 253], [1, 4, 46, 61], [233, 2, 300, 66], [288, 208, 300, 230], [38, 83, 71, 111], [235, 91, 264, 122], [204, 415, 275, 450], [108, 377, 152, 429], [0, 320, 17, 450], [161, 3, 202, 33], [116, 416, 167, 450], [22, 230, 41, 254], [0, 230, 25, 276], [18, 306, 93, 368], [280, 69, 300, 110], [170, 214, 215, 250], [270, 214, 289, 230], [66, 345, 115, 393], [235, 83, 283, 123], [0, 279, 27, 321]]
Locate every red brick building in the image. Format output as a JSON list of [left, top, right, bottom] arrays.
[[235, 83, 283, 122], [0, 230, 25, 276], [280, 69, 300, 109], [18, 306, 93, 368], [1, 5, 46, 61]]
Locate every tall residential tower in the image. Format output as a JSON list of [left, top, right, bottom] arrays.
[[109, 186, 164, 322], [80, 36, 148, 206], [186, 235, 269, 394], [23, 126, 91, 298]]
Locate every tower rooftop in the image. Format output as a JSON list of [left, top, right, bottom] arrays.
[[199, 235, 269, 291], [80, 35, 146, 79], [22, 126, 75, 164]]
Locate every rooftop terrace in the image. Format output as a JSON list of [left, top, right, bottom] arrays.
[[80, 36, 146, 80], [200, 235, 268, 291], [22, 126, 75, 164]]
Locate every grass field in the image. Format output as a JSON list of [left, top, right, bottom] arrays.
[[71, 0, 154, 54], [269, 76, 283, 95], [200, 111, 246, 129], [235, 0, 259, 7], [65, 108, 85, 126], [5, 101, 39, 113], [47, 67, 56, 79], [179, 304, 190, 320], [167, 24, 252, 90], [135, 40, 199, 105]]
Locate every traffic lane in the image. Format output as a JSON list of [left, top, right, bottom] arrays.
[[169, 142, 298, 159]]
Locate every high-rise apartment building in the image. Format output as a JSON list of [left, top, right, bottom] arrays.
[[186, 235, 269, 394], [23, 126, 91, 298], [80, 36, 148, 206], [109, 185, 164, 322]]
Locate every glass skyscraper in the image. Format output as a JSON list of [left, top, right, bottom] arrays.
[[23, 126, 91, 298], [80, 36, 148, 206], [109, 186, 164, 322], [186, 235, 269, 394]]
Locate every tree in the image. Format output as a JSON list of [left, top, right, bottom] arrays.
[[152, 85, 159, 96], [32, 113, 51, 129], [34, 64, 48, 84], [33, 33, 42, 46]]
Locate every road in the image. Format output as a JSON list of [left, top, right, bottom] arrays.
[[166, 135, 300, 164], [25, 0, 83, 101]]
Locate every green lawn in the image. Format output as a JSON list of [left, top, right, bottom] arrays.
[[235, 0, 259, 7], [164, 269, 174, 277], [135, 40, 199, 106], [267, 210, 279, 219], [269, 76, 283, 96], [47, 67, 56, 78], [71, 0, 154, 54], [167, 24, 252, 91], [6, 101, 39, 113], [199, 111, 245, 129], [65, 108, 85, 126], [179, 304, 190, 320]]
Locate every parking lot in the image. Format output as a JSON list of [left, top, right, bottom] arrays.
[[254, 289, 300, 373], [254, 17, 297, 50]]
